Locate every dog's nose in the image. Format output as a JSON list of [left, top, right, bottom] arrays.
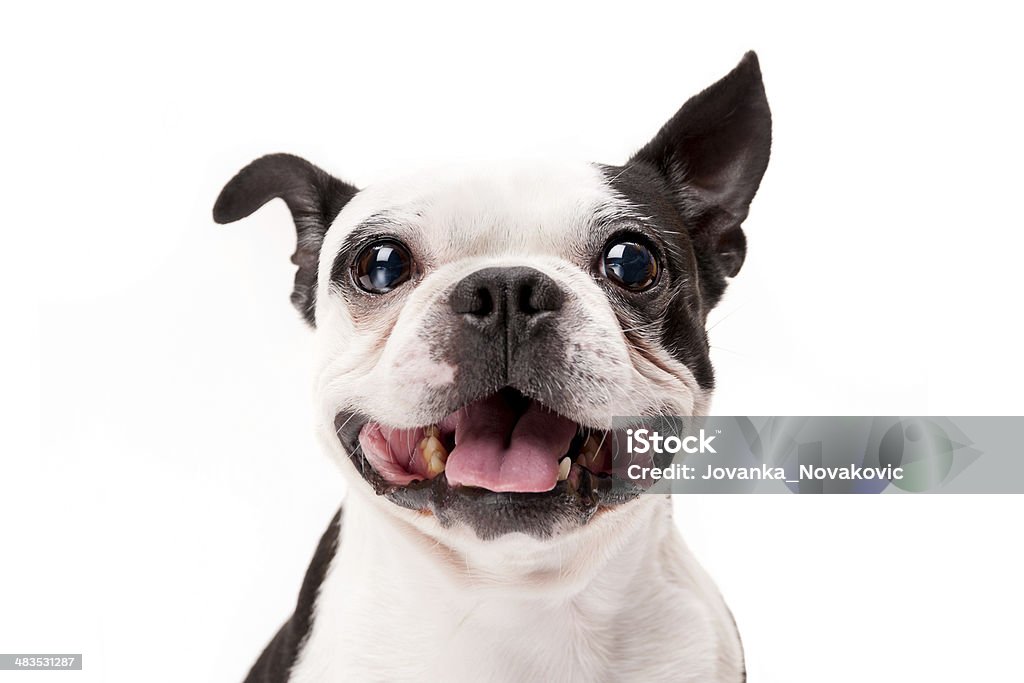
[[448, 267, 566, 387], [449, 266, 564, 326]]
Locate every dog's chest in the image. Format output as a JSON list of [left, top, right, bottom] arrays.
[[291, 583, 687, 682], [305, 598, 613, 681], [287, 506, 737, 682], [289, 548, 616, 681]]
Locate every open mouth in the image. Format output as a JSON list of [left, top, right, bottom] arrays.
[[335, 388, 655, 537]]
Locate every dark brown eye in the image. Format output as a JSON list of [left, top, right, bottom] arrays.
[[353, 240, 413, 293], [601, 239, 659, 291]]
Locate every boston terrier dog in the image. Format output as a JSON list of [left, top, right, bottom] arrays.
[[214, 51, 771, 683]]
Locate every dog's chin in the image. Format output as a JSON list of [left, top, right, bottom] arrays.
[[335, 387, 656, 540]]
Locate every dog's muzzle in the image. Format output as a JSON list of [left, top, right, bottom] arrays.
[[335, 266, 659, 539]]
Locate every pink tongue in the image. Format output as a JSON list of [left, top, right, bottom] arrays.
[[445, 394, 577, 493]]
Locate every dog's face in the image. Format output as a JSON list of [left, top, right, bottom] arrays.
[[214, 53, 770, 540]]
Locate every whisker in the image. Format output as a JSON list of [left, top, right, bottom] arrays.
[[709, 344, 746, 357], [707, 303, 745, 332]]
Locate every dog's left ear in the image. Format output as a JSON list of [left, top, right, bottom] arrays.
[[213, 154, 358, 327], [632, 51, 772, 278]]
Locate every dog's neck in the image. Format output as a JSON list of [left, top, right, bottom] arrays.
[[288, 493, 744, 682], [359, 490, 674, 591]]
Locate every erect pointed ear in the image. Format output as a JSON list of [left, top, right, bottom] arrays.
[[631, 51, 771, 278], [213, 154, 358, 327]]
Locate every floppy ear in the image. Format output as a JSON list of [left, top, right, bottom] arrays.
[[213, 154, 358, 327], [631, 51, 771, 278]]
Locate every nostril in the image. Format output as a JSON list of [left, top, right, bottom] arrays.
[[471, 286, 494, 317], [518, 283, 538, 315], [450, 276, 496, 318], [518, 277, 563, 315]]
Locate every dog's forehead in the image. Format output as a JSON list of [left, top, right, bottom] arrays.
[[320, 160, 622, 261]]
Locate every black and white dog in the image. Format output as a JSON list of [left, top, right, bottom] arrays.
[[214, 52, 771, 682]]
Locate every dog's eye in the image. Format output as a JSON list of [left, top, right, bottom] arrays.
[[600, 239, 659, 291], [353, 240, 413, 293]]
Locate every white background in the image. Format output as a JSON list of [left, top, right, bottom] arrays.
[[3, 2, 1023, 681]]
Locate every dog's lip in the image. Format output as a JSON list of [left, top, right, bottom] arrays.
[[333, 398, 648, 525]]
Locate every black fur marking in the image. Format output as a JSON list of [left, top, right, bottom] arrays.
[[595, 165, 718, 390], [213, 154, 358, 327], [243, 507, 342, 683], [599, 52, 772, 389]]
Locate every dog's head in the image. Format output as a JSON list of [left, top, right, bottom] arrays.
[[214, 53, 770, 540]]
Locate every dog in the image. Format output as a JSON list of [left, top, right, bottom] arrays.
[[214, 51, 771, 682]]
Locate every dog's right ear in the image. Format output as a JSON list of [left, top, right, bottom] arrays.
[[213, 154, 358, 327]]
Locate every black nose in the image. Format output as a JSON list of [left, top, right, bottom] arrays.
[[448, 267, 566, 388], [449, 266, 564, 324]]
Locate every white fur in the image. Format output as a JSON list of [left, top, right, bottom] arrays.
[[290, 489, 743, 682], [289, 160, 738, 681]]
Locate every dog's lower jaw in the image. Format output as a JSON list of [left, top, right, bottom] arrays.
[[287, 491, 745, 683]]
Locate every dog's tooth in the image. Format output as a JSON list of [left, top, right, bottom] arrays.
[[580, 434, 601, 467], [420, 433, 448, 474], [427, 453, 446, 476], [557, 456, 571, 481], [432, 436, 449, 462], [424, 425, 441, 439]]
